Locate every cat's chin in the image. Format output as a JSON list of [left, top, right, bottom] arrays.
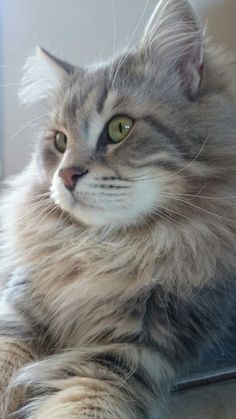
[[65, 205, 131, 228], [50, 172, 161, 229], [53, 196, 144, 229], [51, 188, 148, 229]]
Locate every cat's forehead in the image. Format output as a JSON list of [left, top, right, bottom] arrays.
[[53, 56, 150, 126], [52, 53, 165, 133]]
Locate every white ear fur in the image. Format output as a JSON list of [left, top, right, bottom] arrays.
[[141, 0, 204, 98], [18, 47, 70, 106]]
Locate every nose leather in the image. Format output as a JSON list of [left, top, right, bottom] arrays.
[[59, 167, 88, 191]]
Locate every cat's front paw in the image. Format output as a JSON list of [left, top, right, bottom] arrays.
[[26, 379, 136, 419], [0, 337, 36, 417]]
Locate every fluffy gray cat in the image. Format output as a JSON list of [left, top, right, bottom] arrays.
[[1, 0, 236, 417]]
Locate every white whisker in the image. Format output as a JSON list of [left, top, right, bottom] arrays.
[[124, 136, 210, 185], [158, 192, 236, 225], [10, 114, 45, 141], [125, 0, 150, 48], [157, 204, 192, 222], [158, 191, 236, 202], [111, 0, 117, 59], [151, 208, 176, 227]]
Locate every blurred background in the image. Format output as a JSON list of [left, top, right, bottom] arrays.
[[1, 0, 236, 178]]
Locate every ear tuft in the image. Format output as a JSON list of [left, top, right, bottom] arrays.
[[18, 47, 73, 106], [141, 0, 204, 98]]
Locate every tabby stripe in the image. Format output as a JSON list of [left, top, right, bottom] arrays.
[[141, 116, 193, 157], [0, 342, 34, 359], [97, 86, 109, 114], [0, 322, 30, 339], [79, 81, 101, 108], [95, 352, 156, 394], [128, 159, 181, 173], [145, 115, 209, 163], [95, 353, 131, 377]]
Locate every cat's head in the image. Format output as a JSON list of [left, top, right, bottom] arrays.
[[18, 0, 235, 229]]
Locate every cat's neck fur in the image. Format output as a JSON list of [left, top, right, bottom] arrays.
[[1, 158, 236, 350], [2, 162, 236, 294]]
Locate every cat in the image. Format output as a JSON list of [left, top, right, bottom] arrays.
[[1, 0, 236, 417]]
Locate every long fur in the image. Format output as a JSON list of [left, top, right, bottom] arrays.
[[1, 0, 236, 418]]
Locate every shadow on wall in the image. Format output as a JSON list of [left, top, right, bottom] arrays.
[[201, 0, 236, 52]]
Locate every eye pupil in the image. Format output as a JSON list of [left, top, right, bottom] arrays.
[[108, 116, 134, 143]]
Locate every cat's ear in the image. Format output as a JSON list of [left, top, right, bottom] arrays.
[[18, 47, 74, 106], [140, 0, 204, 99]]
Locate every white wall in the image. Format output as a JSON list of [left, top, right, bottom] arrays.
[[2, 0, 236, 177]]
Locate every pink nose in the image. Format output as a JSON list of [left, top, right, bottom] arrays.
[[59, 167, 88, 191]]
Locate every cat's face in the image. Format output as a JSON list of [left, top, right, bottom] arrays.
[[21, 0, 212, 229], [44, 61, 190, 228]]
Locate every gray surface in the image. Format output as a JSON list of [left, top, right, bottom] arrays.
[[177, 319, 236, 385]]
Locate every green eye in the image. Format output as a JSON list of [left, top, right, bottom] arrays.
[[108, 116, 134, 143], [55, 131, 67, 153]]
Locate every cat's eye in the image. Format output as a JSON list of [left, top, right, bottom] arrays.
[[55, 131, 67, 153], [108, 116, 134, 143]]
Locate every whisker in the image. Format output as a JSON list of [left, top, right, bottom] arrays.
[[111, 0, 117, 59], [123, 136, 210, 184], [29, 192, 51, 201], [122, 171, 151, 182], [139, 214, 154, 237], [158, 191, 236, 202], [37, 205, 58, 226], [158, 192, 236, 224], [14, 204, 54, 223], [109, 1, 152, 90], [125, 0, 150, 48], [110, 52, 129, 90], [163, 136, 210, 177], [10, 114, 46, 141], [157, 205, 192, 222], [150, 208, 177, 227]]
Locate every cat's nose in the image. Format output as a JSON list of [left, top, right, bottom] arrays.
[[59, 167, 88, 191]]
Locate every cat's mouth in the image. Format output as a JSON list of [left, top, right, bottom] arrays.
[[71, 193, 103, 211], [50, 164, 163, 228], [51, 180, 123, 225]]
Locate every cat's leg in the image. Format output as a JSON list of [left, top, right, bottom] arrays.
[[0, 300, 37, 417], [0, 337, 36, 416], [17, 348, 171, 419], [25, 377, 141, 419]]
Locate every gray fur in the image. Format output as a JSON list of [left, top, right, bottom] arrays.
[[0, 0, 236, 417]]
